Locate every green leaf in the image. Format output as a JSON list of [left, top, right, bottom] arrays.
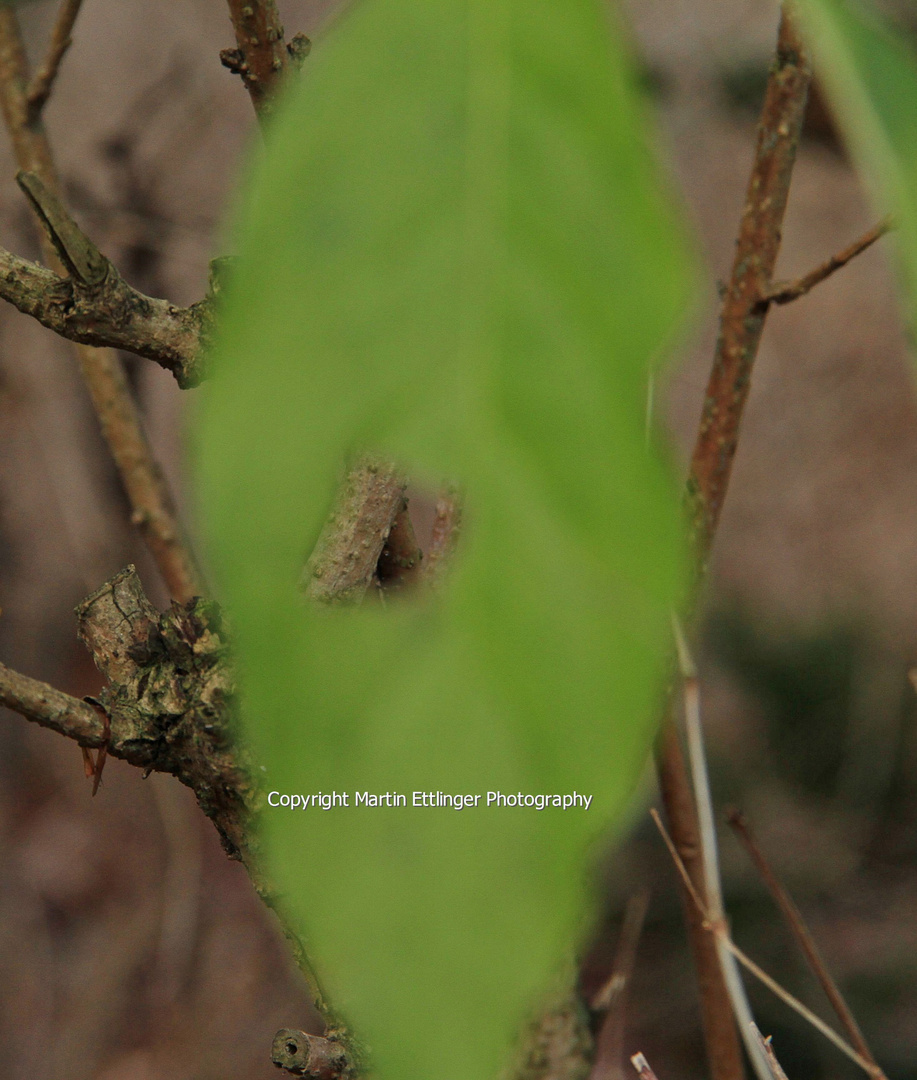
[[195, 2, 694, 1079], [796, 0, 917, 325]]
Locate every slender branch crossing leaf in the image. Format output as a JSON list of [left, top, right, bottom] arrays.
[[196, 2, 694, 1078]]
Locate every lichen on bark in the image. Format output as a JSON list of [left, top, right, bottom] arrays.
[[76, 565, 256, 860]]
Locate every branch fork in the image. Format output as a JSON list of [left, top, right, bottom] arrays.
[[0, 170, 212, 387]]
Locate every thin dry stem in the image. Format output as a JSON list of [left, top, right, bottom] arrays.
[[25, 0, 84, 119], [0, 660, 103, 744], [750, 1025, 790, 1080], [593, 891, 650, 1080], [673, 621, 771, 1080], [0, 6, 203, 603], [764, 218, 891, 306], [592, 891, 650, 1014], [727, 942, 875, 1076], [727, 810, 884, 1076], [656, 720, 743, 1080], [650, 811, 882, 1080], [657, 12, 813, 1080]]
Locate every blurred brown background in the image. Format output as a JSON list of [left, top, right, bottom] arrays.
[[1, 1, 916, 1078]]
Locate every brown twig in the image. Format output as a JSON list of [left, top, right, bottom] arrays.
[[685, 7, 812, 555], [650, 811, 882, 1080], [82, 351, 203, 603], [0, 660, 103, 745], [673, 624, 771, 1080], [0, 6, 203, 603], [727, 810, 884, 1076], [764, 218, 892, 306], [656, 721, 744, 1080], [655, 11, 813, 1079], [0, 223, 210, 386], [25, 0, 84, 120], [224, 0, 288, 117]]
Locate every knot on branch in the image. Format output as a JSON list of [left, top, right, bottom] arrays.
[[219, 47, 248, 77], [286, 33, 311, 70], [271, 1029, 355, 1079], [75, 566, 254, 857]]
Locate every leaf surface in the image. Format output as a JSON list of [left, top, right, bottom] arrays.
[[798, 0, 917, 324], [196, 2, 694, 1078]]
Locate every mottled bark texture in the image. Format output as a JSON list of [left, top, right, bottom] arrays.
[[224, 0, 288, 116], [75, 566, 254, 860], [272, 1028, 358, 1080], [686, 8, 813, 557], [0, 661, 101, 744], [0, 172, 213, 388], [304, 462, 412, 604]]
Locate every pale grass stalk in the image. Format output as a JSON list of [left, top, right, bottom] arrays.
[[671, 617, 772, 1080]]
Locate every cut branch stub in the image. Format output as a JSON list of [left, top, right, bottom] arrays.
[[0, 210, 209, 387], [17, 169, 108, 286], [271, 1029, 354, 1080], [286, 33, 311, 71], [76, 564, 160, 684]]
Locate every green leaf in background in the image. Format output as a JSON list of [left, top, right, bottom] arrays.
[[195, 2, 694, 1079], [797, 0, 917, 325]]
